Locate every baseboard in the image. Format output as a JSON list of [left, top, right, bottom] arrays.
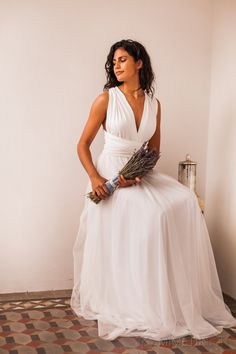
[[0, 289, 72, 302]]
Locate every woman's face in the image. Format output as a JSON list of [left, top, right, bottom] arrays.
[[113, 47, 142, 82]]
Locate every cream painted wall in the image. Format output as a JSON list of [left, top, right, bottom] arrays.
[[0, 0, 213, 293], [205, 0, 236, 299]]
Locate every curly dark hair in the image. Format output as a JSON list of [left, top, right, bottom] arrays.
[[103, 39, 156, 98]]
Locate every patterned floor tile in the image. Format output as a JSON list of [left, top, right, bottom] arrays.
[[0, 294, 235, 353]]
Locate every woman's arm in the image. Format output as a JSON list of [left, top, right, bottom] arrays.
[[77, 91, 110, 199], [148, 98, 161, 152]]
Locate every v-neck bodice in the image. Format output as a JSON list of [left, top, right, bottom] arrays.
[[105, 86, 158, 142], [115, 86, 146, 134]]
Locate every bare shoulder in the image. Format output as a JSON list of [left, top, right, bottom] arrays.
[[78, 90, 110, 146], [91, 90, 109, 112], [86, 90, 109, 128], [95, 90, 109, 102]]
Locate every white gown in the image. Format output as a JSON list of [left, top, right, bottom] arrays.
[[70, 86, 236, 341]]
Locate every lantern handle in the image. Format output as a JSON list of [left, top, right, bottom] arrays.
[[186, 154, 191, 161]]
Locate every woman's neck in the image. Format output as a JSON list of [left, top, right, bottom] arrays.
[[118, 83, 144, 98]]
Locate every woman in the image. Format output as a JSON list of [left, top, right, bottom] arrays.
[[70, 39, 236, 341]]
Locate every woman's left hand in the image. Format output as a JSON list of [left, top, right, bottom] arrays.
[[118, 175, 142, 188]]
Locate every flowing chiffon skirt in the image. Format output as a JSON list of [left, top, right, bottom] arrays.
[[71, 87, 236, 341]]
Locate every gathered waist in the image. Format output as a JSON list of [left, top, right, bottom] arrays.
[[101, 130, 142, 157]]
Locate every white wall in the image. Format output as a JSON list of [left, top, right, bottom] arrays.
[[205, 0, 236, 298], [0, 0, 213, 293]]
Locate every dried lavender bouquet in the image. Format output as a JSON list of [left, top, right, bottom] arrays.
[[86, 141, 161, 204]]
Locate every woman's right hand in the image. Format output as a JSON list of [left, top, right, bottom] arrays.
[[90, 174, 110, 200], [118, 175, 142, 188]]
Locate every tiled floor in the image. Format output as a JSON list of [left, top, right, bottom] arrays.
[[0, 294, 235, 354]]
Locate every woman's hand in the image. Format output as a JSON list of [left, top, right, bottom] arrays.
[[118, 175, 142, 188], [90, 174, 110, 200]]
